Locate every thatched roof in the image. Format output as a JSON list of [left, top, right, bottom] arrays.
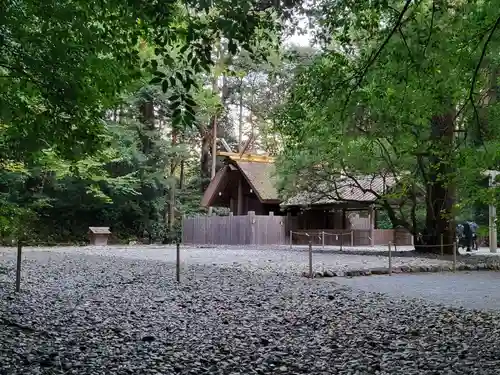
[[201, 153, 396, 209], [200, 160, 280, 208], [235, 161, 279, 201], [281, 175, 397, 207]]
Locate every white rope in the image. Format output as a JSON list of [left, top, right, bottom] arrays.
[[322, 231, 353, 237], [290, 231, 353, 236]]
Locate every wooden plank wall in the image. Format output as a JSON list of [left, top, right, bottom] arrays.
[[182, 215, 253, 245], [182, 212, 286, 245], [251, 213, 286, 245], [182, 214, 413, 246]]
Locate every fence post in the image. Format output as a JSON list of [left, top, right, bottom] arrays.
[[350, 231, 354, 247], [452, 242, 457, 272], [440, 233, 444, 257], [15, 241, 22, 292], [322, 231, 325, 249], [308, 240, 313, 278], [181, 214, 185, 245], [340, 233, 343, 251], [289, 230, 292, 250], [176, 243, 181, 283], [248, 211, 256, 245], [388, 242, 392, 276]]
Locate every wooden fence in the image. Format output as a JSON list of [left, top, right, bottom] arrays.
[[182, 212, 286, 245], [291, 229, 413, 246], [182, 212, 413, 247]]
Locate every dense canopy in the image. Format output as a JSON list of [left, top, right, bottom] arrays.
[[1, 0, 500, 253]]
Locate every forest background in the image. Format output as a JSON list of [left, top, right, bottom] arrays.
[[1, 0, 499, 253]]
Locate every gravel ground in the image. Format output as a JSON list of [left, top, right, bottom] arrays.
[[2, 248, 500, 374], [332, 272, 500, 311], [0, 245, 453, 274]]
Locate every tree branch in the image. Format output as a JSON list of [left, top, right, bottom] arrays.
[[398, 27, 415, 66], [341, 0, 413, 118], [469, 16, 500, 145], [423, 0, 435, 57]]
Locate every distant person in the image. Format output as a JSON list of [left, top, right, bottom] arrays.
[[468, 221, 479, 250], [462, 221, 479, 252]]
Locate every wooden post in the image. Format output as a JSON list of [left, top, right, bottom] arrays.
[[248, 211, 256, 245], [388, 242, 392, 276], [207, 52, 220, 217], [15, 241, 22, 292], [289, 230, 292, 249], [176, 243, 180, 283], [487, 171, 499, 253], [490, 202, 497, 253], [180, 214, 185, 245], [238, 82, 243, 151], [452, 242, 457, 272], [322, 231, 325, 249], [340, 233, 343, 251], [350, 231, 354, 247], [440, 233, 444, 257], [308, 240, 313, 278], [369, 205, 375, 247], [237, 177, 243, 215]]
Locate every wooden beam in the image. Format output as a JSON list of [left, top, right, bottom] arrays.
[[239, 133, 255, 157], [216, 151, 275, 163], [369, 205, 375, 247], [219, 138, 233, 153]]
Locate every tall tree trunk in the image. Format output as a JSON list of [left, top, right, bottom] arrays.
[[239, 79, 244, 152], [419, 110, 456, 254], [200, 131, 212, 191], [168, 129, 178, 238], [179, 159, 185, 190], [139, 99, 155, 155], [200, 49, 220, 192], [138, 97, 155, 241]]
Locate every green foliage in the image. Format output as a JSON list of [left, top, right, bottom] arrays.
[[275, 0, 500, 243], [0, 0, 297, 242]]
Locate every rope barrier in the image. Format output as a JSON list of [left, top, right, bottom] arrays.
[[413, 243, 456, 247], [290, 231, 354, 237], [290, 230, 354, 250], [289, 231, 354, 236], [293, 234, 460, 276]]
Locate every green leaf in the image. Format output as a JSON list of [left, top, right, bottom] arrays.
[[162, 79, 169, 93], [150, 76, 163, 85], [185, 96, 197, 108]]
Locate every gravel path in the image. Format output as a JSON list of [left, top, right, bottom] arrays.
[[332, 272, 500, 311], [1, 248, 500, 374], [0, 244, 453, 274]]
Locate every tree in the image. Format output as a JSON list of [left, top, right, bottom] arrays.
[[0, 0, 305, 246], [275, 0, 500, 253], [227, 45, 316, 155], [1, 0, 294, 159]]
